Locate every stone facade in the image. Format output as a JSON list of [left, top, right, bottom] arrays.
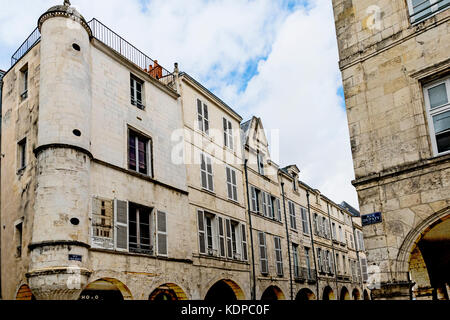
[[0, 2, 369, 300], [332, 0, 450, 300]]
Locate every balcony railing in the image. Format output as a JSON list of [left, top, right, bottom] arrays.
[[10, 18, 175, 90], [410, 0, 450, 24]]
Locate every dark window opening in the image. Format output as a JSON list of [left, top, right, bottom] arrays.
[[128, 129, 151, 176], [130, 75, 145, 109], [128, 203, 153, 255]]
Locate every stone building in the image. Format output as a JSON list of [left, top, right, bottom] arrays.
[[332, 0, 450, 300], [0, 1, 369, 300]]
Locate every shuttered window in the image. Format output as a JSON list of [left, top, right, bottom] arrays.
[[288, 201, 296, 230], [293, 244, 300, 278], [114, 199, 128, 251], [274, 236, 283, 276], [258, 232, 268, 275], [361, 257, 368, 282], [317, 248, 322, 272], [128, 203, 152, 255], [226, 219, 233, 259], [267, 195, 274, 219], [223, 118, 234, 149], [201, 153, 214, 192], [262, 192, 268, 217], [276, 198, 282, 222], [226, 167, 238, 201], [197, 210, 206, 254], [197, 99, 209, 134], [218, 217, 226, 257], [156, 211, 168, 256], [241, 224, 248, 261], [301, 207, 309, 235], [305, 247, 312, 279]]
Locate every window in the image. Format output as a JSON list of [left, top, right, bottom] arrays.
[[218, 217, 226, 257], [128, 203, 153, 255], [20, 65, 28, 100], [258, 232, 269, 275], [328, 251, 334, 274], [424, 77, 450, 155], [293, 244, 300, 278], [91, 198, 114, 250], [342, 255, 347, 274], [349, 232, 354, 249], [338, 225, 343, 243], [130, 74, 144, 109], [322, 217, 329, 239], [197, 99, 209, 134], [361, 257, 368, 282], [317, 248, 323, 272], [305, 247, 312, 279], [275, 198, 282, 222], [292, 175, 298, 191], [223, 118, 234, 150], [241, 224, 248, 261], [201, 153, 214, 192], [356, 230, 365, 251], [17, 138, 26, 171], [274, 236, 283, 276], [331, 222, 337, 240], [250, 186, 261, 213], [257, 151, 264, 175], [15, 221, 23, 258], [336, 253, 340, 273], [205, 214, 215, 254], [230, 220, 239, 259], [407, 0, 450, 24], [226, 167, 238, 201], [288, 201, 296, 230], [301, 207, 309, 235], [128, 129, 151, 176], [198, 210, 216, 256]]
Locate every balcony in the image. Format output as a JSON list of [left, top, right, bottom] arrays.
[[10, 18, 175, 91], [294, 267, 317, 283]]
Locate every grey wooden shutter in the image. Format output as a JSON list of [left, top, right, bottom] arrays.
[[114, 199, 128, 251], [218, 217, 226, 257], [228, 121, 233, 150], [250, 187, 257, 212], [262, 192, 267, 217], [276, 198, 282, 221], [274, 237, 283, 276], [259, 232, 268, 274], [223, 118, 228, 147], [226, 219, 233, 258], [197, 210, 206, 254], [226, 167, 232, 199], [157, 211, 168, 256], [361, 258, 368, 281], [267, 195, 273, 219], [241, 224, 248, 261], [197, 99, 203, 131], [203, 104, 209, 134], [201, 154, 207, 189], [231, 169, 237, 201]]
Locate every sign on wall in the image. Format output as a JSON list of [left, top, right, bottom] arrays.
[[361, 212, 382, 226]]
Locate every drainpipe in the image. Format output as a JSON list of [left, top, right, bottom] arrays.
[[244, 159, 256, 300], [326, 202, 340, 300], [306, 191, 320, 299], [280, 181, 293, 300]]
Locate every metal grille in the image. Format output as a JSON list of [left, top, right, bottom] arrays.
[[10, 18, 175, 90]]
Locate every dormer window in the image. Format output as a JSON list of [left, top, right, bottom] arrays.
[[292, 174, 298, 191], [407, 0, 450, 24], [130, 74, 145, 109], [257, 151, 264, 175]]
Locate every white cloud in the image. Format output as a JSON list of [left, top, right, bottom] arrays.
[[0, 0, 358, 208]]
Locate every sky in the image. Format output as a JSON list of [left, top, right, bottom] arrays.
[[0, 0, 358, 208]]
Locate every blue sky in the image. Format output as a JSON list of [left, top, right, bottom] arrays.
[[0, 0, 356, 207]]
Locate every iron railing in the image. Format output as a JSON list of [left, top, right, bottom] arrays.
[[88, 18, 175, 89], [10, 18, 175, 90], [410, 0, 450, 23], [11, 27, 41, 67]]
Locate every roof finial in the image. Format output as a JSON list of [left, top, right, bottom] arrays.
[[64, 0, 71, 6]]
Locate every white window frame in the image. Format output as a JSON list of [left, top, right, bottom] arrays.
[[407, 0, 449, 24], [200, 153, 214, 192], [130, 74, 145, 109], [423, 77, 450, 156]]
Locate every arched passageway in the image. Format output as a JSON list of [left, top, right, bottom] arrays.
[[352, 288, 361, 300], [340, 287, 350, 300], [406, 213, 450, 300], [79, 278, 133, 301], [16, 284, 35, 300], [363, 289, 370, 300], [205, 279, 245, 301], [322, 286, 335, 300], [295, 288, 316, 300], [149, 283, 188, 301], [261, 286, 285, 300]]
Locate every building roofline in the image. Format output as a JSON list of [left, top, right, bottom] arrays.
[[179, 72, 243, 121]]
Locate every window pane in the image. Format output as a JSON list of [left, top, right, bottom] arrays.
[[436, 131, 450, 153], [428, 83, 448, 109], [128, 135, 136, 170], [433, 111, 450, 134]]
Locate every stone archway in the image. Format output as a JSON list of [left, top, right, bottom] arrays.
[[261, 286, 285, 300], [352, 288, 361, 300], [323, 286, 335, 300], [16, 284, 35, 300], [79, 278, 133, 301], [149, 283, 188, 301], [205, 279, 245, 301], [295, 288, 316, 300], [340, 286, 350, 300], [396, 208, 450, 300]]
